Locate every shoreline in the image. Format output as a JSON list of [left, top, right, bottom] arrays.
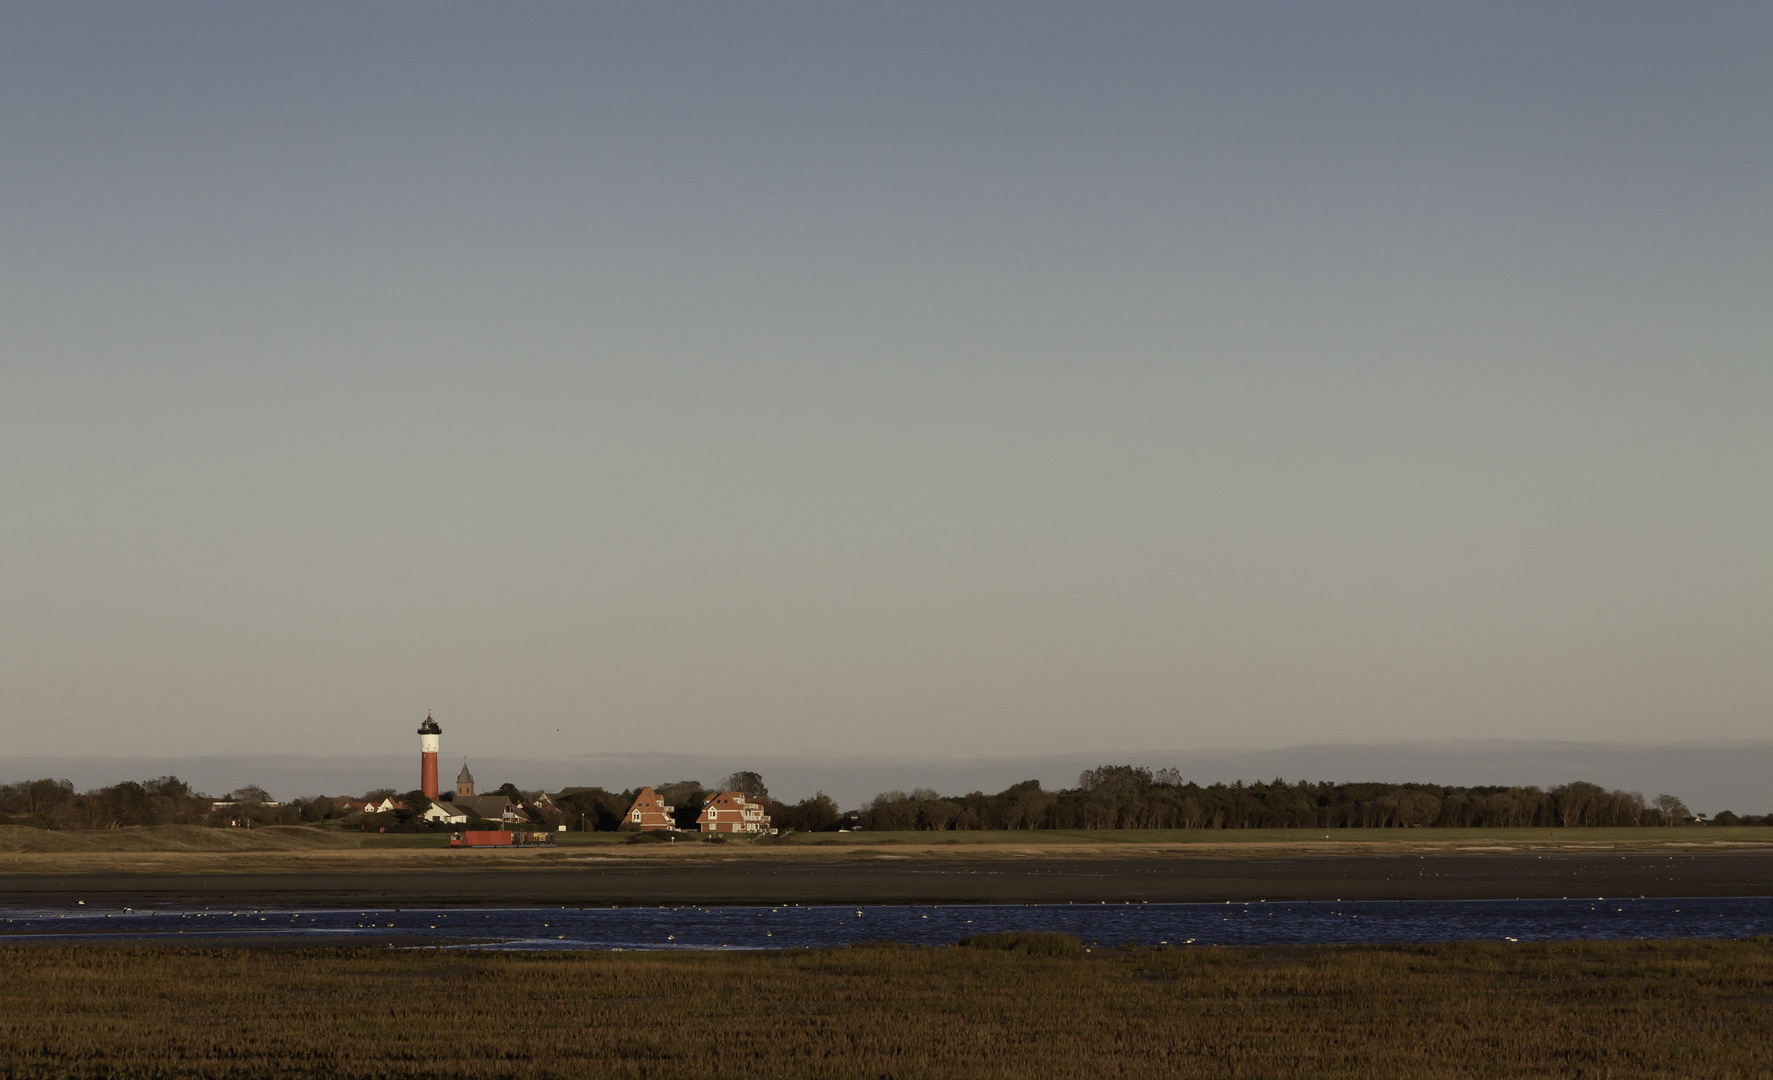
[[6, 848, 1773, 907]]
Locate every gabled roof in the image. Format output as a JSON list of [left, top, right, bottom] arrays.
[[452, 794, 511, 820], [697, 791, 761, 820], [626, 786, 674, 812]]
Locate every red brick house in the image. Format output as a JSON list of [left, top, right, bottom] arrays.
[[624, 787, 679, 831], [697, 791, 773, 835]]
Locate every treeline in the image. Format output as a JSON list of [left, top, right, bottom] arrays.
[[0, 778, 391, 830], [0, 777, 217, 829], [6, 767, 1770, 832], [0, 773, 844, 835], [854, 767, 1747, 831]]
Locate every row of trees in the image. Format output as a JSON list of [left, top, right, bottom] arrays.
[[0, 778, 491, 831], [854, 768, 1726, 831], [5, 767, 1767, 832], [0, 776, 225, 829]]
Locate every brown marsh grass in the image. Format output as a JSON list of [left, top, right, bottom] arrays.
[[6, 824, 1771, 875], [2, 939, 1771, 1078], [12, 823, 1773, 857], [0, 825, 364, 854], [784, 825, 1773, 847]]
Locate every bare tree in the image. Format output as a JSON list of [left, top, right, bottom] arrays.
[[1654, 793, 1690, 826], [721, 772, 769, 800]]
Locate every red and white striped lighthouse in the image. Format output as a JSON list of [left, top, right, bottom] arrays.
[[418, 714, 442, 799]]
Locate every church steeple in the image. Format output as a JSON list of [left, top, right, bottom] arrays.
[[456, 761, 475, 798]]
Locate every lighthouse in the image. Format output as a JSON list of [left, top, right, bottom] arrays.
[[418, 714, 442, 799]]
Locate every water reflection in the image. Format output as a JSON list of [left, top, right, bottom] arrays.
[[2, 896, 1767, 950]]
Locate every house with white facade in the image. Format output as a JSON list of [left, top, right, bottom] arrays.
[[697, 791, 773, 835], [420, 801, 469, 825]]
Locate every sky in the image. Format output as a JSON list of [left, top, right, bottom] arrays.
[[1, 2, 1769, 769]]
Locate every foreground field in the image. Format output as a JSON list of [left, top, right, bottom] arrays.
[[783, 826, 1773, 848], [6, 823, 1772, 862], [3, 940, 1770, 1078], [6, 825, 1773, 906]]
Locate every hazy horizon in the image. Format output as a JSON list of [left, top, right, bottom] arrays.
[[2, 6, 1768, 771]]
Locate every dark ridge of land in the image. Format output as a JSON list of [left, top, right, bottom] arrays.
[[7, 850, 1773, 908], [4, 940, 1772, 1079]]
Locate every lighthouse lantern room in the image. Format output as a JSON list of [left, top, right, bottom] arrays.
[[418, 714, 442, 799]]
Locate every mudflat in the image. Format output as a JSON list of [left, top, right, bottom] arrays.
[[6, 846, 1773, 907], [6, 827, 1772, 907]]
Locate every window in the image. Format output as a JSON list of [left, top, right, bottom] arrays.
[[631, 811, 641, 822]]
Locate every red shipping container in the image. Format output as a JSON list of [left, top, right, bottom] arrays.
[[450, 830, 512, 848]]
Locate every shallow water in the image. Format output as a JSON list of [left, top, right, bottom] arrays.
[[4, 896, 1770, 950]]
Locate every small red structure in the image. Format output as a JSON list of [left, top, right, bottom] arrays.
[[452, 830, 511, 847], [450, 830, 553, 848]]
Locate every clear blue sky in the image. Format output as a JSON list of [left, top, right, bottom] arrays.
[[2, 3, 1768, 763]]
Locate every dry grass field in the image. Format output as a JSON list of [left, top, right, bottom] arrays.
[[5, 823, 1771, 877], [784, 826, 1773, 846], [2, 939, 1770, 1079], [0, 825, 364, 854]]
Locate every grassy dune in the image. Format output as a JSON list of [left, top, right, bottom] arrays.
[[0, 825, 364, 853], [2, 940, 1770, 1078]]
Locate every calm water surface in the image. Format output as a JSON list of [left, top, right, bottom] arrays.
[[4, 897, 1771, 950]]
